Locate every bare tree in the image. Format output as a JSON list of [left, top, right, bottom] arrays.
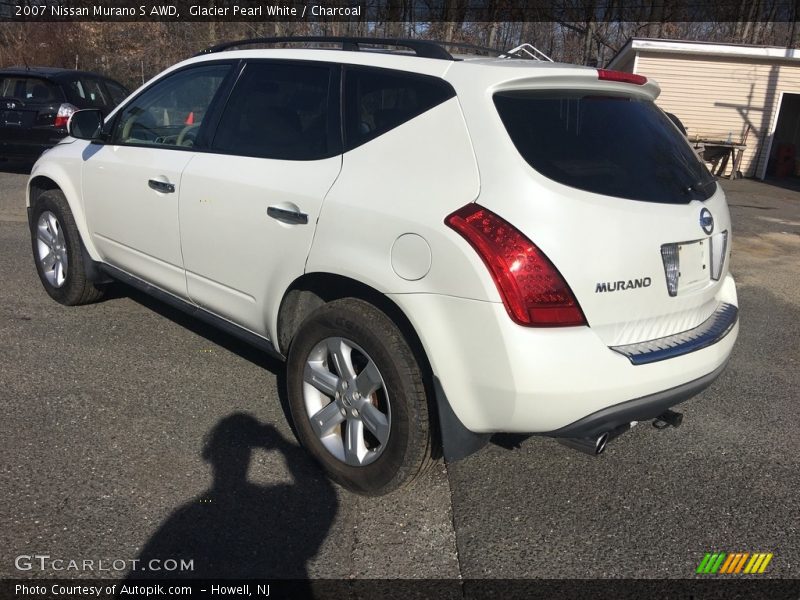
[[2, 5, 798, 87]]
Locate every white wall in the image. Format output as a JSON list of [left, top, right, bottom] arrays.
[[631, 51, 800, 178]]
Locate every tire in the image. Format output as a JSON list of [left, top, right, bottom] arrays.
[[286, 298, 434, 495], [30, 189, 105, 306]]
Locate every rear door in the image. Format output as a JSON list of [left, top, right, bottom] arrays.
[[178, 60, 342, 337], [489, 88, 731, 346], [0, 76, 65, 153]]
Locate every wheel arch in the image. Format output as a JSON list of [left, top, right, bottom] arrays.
[[277, 272, 489, 462], [277, 273, 423, 361], [28, 175, 61, 207], [27, 163, 101, 262]]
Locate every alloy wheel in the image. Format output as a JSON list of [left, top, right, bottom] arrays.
[[36, 211, 68, 288], [302, 336, 391, 467]]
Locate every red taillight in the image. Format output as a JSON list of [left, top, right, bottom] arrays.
[[54, 103, 77, 129], [445, 204, 586, 327], [597, 69, 647, 85]]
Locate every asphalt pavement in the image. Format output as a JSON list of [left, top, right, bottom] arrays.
[[1, 167, 798, 582]]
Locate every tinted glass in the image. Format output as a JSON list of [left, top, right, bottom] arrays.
[[493, 92, 716, 203], [0, 77, 62, 103], [344, 67, 455, 151], [64, 77, 114, 108], [212, 62, 334, 161], [112, 64, 229, 148], [105, 81, 128, 106]]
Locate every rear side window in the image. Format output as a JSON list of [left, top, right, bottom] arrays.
[[212, 62, 336, 161], [494, 92, 716, 204], [0, 77, 62, 103], [344, 67, 455, 151], [105, 81, 128, 106], [64, 77, 121, 108]]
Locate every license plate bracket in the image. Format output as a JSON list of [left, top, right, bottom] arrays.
[[677, 239, 710, 292]]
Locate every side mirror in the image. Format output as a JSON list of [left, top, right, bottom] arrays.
[[68, 109, 104, 141]]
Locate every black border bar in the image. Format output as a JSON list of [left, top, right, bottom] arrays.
[[3, 579, 800, 600], [2, 1, 800, 23]]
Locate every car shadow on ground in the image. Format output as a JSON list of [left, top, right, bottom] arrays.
[[102, 285, 277, 371], [0, 160, 33, 174], [106, 284, 296, 422], [124, 412, 338, 585]]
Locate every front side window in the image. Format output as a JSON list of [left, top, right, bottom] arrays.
[[211, 62, 335, 161], [494, 91, 716, 204], [112, 64, 230, 148], [344, 67, 455, 151]]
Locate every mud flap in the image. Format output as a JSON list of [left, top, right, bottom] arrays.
[[433, 376, 491, 462]]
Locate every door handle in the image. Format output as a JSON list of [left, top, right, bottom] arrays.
[[267, 204, 308, 225], [148, 179, 175, 194]]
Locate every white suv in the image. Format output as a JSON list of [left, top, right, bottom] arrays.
[[27, 37, 739, 495]]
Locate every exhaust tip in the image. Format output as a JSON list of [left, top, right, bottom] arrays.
[[595, 432, 609, 455], [557, 423, 632, 456], [557, 432, 609, 456]]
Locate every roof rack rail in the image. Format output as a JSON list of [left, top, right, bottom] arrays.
[[501, 43, 554, 62], [426, 40, 505, 57], [198, 36, 455, 61]]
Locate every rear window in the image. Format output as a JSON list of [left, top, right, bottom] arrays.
[[493, 91, 716, 204], [0, 77, 62, 103]]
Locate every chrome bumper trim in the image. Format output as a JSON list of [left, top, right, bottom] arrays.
[[610, 303, 738, 365]]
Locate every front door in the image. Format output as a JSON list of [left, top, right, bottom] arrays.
[[81, 63, 232, 297]]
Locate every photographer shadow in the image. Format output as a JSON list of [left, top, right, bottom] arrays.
[[126, 412, 337, 582]]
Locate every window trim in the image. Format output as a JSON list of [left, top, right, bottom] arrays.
[[205, 58, 343, 162]]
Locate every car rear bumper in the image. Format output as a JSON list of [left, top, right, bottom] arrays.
[[544, 358, 729, 439], [389, 273, 739, 434]]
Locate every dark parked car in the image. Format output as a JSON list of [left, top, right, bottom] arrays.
[[0, 66, 128, 161]]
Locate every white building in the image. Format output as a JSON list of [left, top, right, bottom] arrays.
[[607, 38, 800, 179]]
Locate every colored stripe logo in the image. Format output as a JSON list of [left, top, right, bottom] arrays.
[[696, 552, 773, 574]]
